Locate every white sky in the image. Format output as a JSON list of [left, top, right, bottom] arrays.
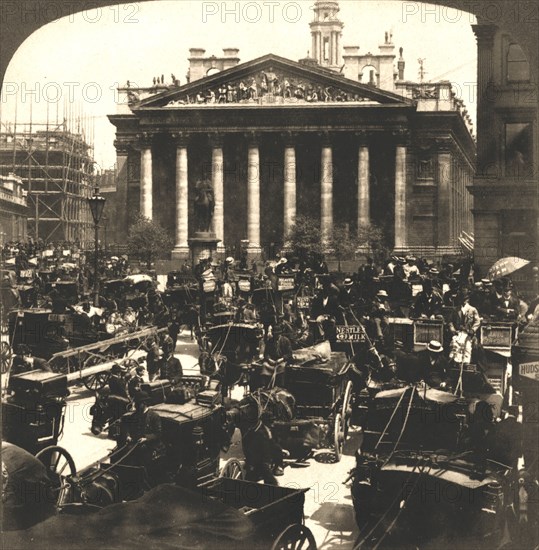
[[0, 0, 477, 169]]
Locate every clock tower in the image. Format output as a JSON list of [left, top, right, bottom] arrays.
[[310, 0, 344, 71]]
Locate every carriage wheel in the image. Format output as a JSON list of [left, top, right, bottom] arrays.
[[0, 341, 12, 374], [35, 445, 77, 507], [333, 413, 344, 462], [219, 458, 245, 480], [83, 372, 110, 392], [271, 524, 317, 550], [341, 380, 354, 436]]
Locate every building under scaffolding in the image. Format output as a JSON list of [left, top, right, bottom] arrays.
[[0, 119, 94, 244]]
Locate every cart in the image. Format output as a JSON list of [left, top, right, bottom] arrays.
[[1, 369, 74, 506], [199, 477, 317, 549], [349, 380, 520, 549], [273, 351, 353, 461], [64, 399, 232, 507]]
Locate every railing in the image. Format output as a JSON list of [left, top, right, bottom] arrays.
[[0, 189, 26, 206]]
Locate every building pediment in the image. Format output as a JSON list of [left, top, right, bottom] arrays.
[[134, 53, 411, 109]]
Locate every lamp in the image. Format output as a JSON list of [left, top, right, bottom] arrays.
[[88, 186, 106, 225], [87, 186, 106, 306]]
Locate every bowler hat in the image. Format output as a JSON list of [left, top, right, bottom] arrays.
[[134, 391, 151, 405]]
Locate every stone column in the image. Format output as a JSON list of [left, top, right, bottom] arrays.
[[113, 139, 130, 239], [320, 139, 333, 245], [247, 135, 261, 255], [472, 24, 497, 174], [139, 137, 153, 219], [211, 136, 225, 252], [394, 142, 408, 251], [172, 134, 189, 259], [312, 34, 317, 61], [357, 134, 370, 230], [437, 149, 452, 247], [283, 138, 297, 243]]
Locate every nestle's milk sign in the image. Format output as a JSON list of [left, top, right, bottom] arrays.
[[519, 361, 539, 381]]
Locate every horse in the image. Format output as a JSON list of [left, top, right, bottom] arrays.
[[226, 387, 295, 484]]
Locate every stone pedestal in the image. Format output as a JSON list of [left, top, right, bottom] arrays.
[[188, 232, 221, 265]]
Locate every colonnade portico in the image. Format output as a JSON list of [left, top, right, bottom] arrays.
[[131, 131, 409, 259]]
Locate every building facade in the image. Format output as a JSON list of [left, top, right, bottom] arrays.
[[470, 23, 538, 280], [109, 1, 475, 260], [0, 124, 94, 245], [0, 173, 27, 243]]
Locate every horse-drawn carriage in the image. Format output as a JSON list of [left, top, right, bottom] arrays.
[[349, 377, 521, 548], [272, 344, 354, 462], [3, 371, 317, 550]]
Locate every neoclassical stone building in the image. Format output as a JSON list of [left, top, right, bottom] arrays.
[[109, 0, 475, 260], [470, 22, 538, 280]]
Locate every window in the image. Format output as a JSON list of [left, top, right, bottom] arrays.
[[507, 43, 530, 82], [505, 123, 534, 178], [323, 38, 329, 61]]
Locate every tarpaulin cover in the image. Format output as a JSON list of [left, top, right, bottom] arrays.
[[4, 483, 255, 549], [1, 442, 57, 531]]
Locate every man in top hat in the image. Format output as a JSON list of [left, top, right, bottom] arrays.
[[411, 279, 443, 319], [418, 340, 450, 390], [491, 280, 520, 322], [108, 363, 129, 399]]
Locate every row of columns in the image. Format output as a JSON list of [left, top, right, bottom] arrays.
[[138, 135, 409, 254]]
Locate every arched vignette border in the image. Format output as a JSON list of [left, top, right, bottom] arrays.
[[0, 0, 537, 91]]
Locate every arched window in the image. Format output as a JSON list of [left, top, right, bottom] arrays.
[[507, 43, 530, 82], [206, 67, 220, 76], [360, 65, 377, 86]]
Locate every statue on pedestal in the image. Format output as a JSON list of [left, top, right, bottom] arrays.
[[193, 179, 215, 233]]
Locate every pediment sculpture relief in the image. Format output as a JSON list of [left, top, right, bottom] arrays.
[[165, 67, 374, 106]]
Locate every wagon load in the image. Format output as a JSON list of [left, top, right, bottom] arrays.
[[2, 483, 255, 549]]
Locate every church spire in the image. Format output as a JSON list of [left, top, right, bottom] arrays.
[[310, 1, 344, 71]]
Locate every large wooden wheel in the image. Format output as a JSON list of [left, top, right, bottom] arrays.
[[83, 372, 110, 392], [0, 341, 12, 374], [333, 413, 344, 462], [271, 524, 317, 550], [219, 458, 245, 480], [35, 445, 76, 507]]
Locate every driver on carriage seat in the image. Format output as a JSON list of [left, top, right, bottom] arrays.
[[119, 391, 167, 485], [260, 325, 293, 388], [10, 344, 51, 378], [418, 340, 450, 390]]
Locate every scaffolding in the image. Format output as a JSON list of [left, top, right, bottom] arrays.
[[0, 103, 95, 245]]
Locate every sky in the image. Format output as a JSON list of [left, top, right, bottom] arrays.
[[0, 0, 477, 170]]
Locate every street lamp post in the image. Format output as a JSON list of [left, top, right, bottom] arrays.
[[87, 186, 106, 307]]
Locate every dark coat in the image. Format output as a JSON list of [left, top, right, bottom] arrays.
[[416, 350, 450, 388]]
